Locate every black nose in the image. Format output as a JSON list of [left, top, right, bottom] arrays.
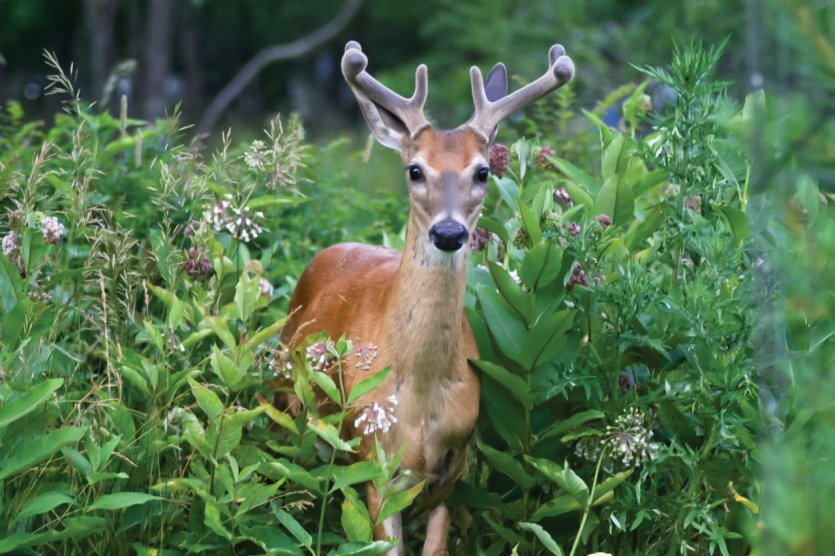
[[429, 219, 468, 252]]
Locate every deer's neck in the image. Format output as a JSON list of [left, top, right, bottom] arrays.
[[385, 218, 469, 389]]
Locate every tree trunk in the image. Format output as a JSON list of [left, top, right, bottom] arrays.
[[143, 0, 173, 119], [84, 0, 119, 98], [180, 1, 204, 118]]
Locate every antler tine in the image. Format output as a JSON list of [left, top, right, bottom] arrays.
[[469, 44, 575, 138], [342, 41, 430, 137]]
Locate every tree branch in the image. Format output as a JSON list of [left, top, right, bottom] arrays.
[[197, 0, 362, 134]]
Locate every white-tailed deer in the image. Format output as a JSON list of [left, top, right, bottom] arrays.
[[281, 40, 573, 555]]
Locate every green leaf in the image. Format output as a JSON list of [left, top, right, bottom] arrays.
[[488, 262, 533, 324], [210, 346, 245, 389], [0, 257, 22, 312], [592, 469, 633, 501], [14, 492, 76, 522], [204, 317, 237, 349], [525, 456, 588, 504], [482, 377, 525, 450], [149, 228, 178, 285], [0, 378, 63, 428], [518, 203, 542, 244], [535, 409, 605, 444], [518, 522, 564, 555], [478, 442, 536, 489], [548, 156, 600, 195], [714, 204, 750, 245], [332, 541, 398, 556], [519, 310, 575, 369], [494, 176, 520, 209], [257, 393, 299, 435], [189, 378, 224, 421], [308, 417, 355, 452], [347, 365, 393, 405], [239, 524, 301, 554], [332, 461, 382, 491], [88, 492, 162, 511], [0, 426, 86, 480], [245, 316, 288, 350], [471, 360, 533, 409], [377, 480, 425, 522], [601, 133, 625, 181], [208, 418, 243, 459], [263, 459, 322, 494], [520, 241, 563, 291], [532, 494, 582, 519], [247, 195, 307, 210], [341, 486, 373, 543], [478, 216, 510, 244], [235, 270, 261, 322], [595, 175, 634, 228], [476, 284, 526, 362], [204, 500, 233, 540], [310, 370, 342, 404], [271, 504, 313, 549]]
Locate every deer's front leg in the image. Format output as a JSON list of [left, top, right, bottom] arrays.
[[422, 503, 450, 555], [367, 483, 405, 556]]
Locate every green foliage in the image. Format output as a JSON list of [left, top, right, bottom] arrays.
[[0, 37, 832, 556]]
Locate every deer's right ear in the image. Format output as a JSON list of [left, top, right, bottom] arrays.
[[342, 41, 430, 151]]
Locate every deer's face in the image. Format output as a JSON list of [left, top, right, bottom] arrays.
[[401, 128, 489, 254]]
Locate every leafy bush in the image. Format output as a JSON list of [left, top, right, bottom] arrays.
[[1, 42, 829, 556]]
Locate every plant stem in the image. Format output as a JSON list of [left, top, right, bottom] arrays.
[[569, 447, 608, 556]]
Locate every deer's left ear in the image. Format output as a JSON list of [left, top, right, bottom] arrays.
[[473, 63, 508, 141], [342, 41, 430, 151]]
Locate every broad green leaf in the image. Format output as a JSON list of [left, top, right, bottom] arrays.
[[257, 393, 299, 435], [519, 310, 575, 369], [532, 494, 582, 519], [482, 377, 525, 450], [595, 175, 634, 228], [308, 417, 355, 452], [210, 346, 245, 389], [247, 195, 307, 210], [0, 426, 86, 480], [0, 378, 63, 428], [478, 216, 510, 244], [476, 284, 526, 362], [208, 418, 242, 459], [520, 241, 563, 291], [271, 504, 313, 549], [0, 517, 107, 554], [488, 262, 533, 324], [88, 492, 162, 511], [245, 316, 288, 349], [332, 541, 398, 556], [518, 203, 542, 244], [0, 257, 23, 312], [347, 365, 393, 405], [592, 469, 633, 501], [14, 492, 76, 522], [235, 270, 261, 322], [310, 370, 342, 404], [525, 456, 589, 504], [377, 480, 425, 522], [548, 156, 600, 195], [204, 500, 233, 540], [494, 176, 520, 209], [149, 228, 177, 285], [714, 204, 750, 245], [332, 461, 382, 491], [204, 317, 237, 349], [518, 522, 564, 556], [263, 460, 322, 494], [471, 360, 533, 409], [478, 442, 536, 489], [560, 181, 595, 213], [601, 133, 625, 181], [189, 378, 224, 420], [535, 409, 605, 444], [341, 486, 373, 543], [239, 524, 301, 554]]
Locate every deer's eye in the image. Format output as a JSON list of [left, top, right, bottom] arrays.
[[408, 164, 424, 181], [476, 167, 489, 183]]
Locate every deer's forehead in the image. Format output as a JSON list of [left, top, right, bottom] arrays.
[[408, 128, 487, 170]]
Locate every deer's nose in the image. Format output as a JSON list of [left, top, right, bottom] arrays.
[[429, 219, 469, 252]]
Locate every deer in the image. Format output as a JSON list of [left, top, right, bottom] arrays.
[[280, 40, 574, 555]]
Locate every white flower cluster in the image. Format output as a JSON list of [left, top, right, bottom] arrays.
[[203, 195, 265, 243], [603, 407, 657, 468], [42, 216, 66, 244], [268, 347, 294, 379], [259, 278, 273, 298], [2, 231, 20, 257], [305, 339, 336, 371], [352, 341, 379, 371], [354, 395, 399, 436]]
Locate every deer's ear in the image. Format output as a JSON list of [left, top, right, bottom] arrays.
[[347, 87, 409, 150], [484, 63, 508, 102], [480, 64, 508, 141]]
